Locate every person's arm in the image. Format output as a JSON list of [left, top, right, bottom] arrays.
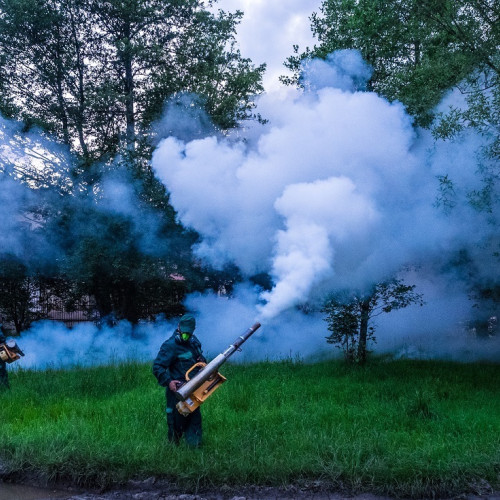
[[153, 340, 178, 390], [192, 336, 206, 363]]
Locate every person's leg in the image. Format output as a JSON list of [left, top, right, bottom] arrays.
[[0, 362, 9, 390], [184, 408, 202, 448], [166, 391, 182, 444]]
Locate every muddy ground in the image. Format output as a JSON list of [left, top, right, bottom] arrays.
[[2, 477, 500, 500], [1, 462, 499, 500], [60, 486, 500, 500]]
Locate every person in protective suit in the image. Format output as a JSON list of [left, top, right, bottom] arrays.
[[153, 314, 206, 447], [0, 324, 9, 390]]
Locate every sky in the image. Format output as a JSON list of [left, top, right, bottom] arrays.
[[212, 0, 323, 91]]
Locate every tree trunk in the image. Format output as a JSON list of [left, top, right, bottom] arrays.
[[56, 65, 70, 146], [119, 281, 139, 324], [93, 282, 113, 320], [357, 298, 371, 364], [122, 22, 135, 153], [414, 40, 421, 67], [69, 7, 90, 159], [124, 58, 135, 152]]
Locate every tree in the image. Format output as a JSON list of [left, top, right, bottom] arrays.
[[0, 0, 95, 158], [424, 2, 499, 313], [322, 279, 424, 364], [0, 0, 264, 324], [282, 0, 496, 127], [426, 0, 499, 195], [0, 255, 40, 333], [0, 0, 265, 161], [432, 69, 499, 215]]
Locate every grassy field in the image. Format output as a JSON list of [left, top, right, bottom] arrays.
[[0, 358, 499, 497]]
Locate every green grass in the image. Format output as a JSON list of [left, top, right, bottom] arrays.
[[0, 358, 499, 497]]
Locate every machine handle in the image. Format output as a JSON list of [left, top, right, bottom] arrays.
[[184, 362, 206, 381]]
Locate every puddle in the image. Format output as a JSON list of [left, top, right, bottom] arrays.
[[0, 482, 70, 500]]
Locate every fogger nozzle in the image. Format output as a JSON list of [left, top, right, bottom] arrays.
[[175, 322, 261, 402]]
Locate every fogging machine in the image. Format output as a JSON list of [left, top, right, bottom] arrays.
[[0, 339, 25, 363], [175, 322, 261, 416]]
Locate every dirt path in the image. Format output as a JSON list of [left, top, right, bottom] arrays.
[[2, 476, 499, 500], [61, 493, 500, 500], [4, 481, 499, 500]]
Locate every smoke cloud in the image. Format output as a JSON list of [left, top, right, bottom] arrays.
[[16, 319, 170, 370], [150, 49, 499, 360], [1, 50, 499, 368]]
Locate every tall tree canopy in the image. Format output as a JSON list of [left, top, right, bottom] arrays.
[[0, 0, 265, 325], [283, 0, 499, 128], [0, 0, 265, 162]]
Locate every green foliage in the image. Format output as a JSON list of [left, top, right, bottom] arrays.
[[42, 186, 191, 321], [0, 0, 265, 161], [0, 0, 263, 323], [435, 174, 457, 214], [433, 72, 499, 213], [322, 299, 364, 362], [0, 359, 498, 497], [0, 254, 40, 333], [323, 280, 424, 364], [283, 0, 497, 128]]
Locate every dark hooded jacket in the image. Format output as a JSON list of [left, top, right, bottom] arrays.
[[0, 327, 9, 389], [153, 331, 206, 388]]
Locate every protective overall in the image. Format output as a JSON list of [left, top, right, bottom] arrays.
[[152, 314, 206, 447], [0, 328, 9, 390]]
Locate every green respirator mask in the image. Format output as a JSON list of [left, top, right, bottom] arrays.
[[181, 332, 191, 341]]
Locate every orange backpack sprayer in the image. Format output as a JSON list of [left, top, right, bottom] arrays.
[[175, 322, 261, 416], [0, 339, 25, 364]]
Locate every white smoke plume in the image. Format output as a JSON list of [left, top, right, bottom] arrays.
[[150, 49, 499, 360], [14, 319, 172, 370], [13, 299, 329, 369], [300, 50, 373, 91]]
